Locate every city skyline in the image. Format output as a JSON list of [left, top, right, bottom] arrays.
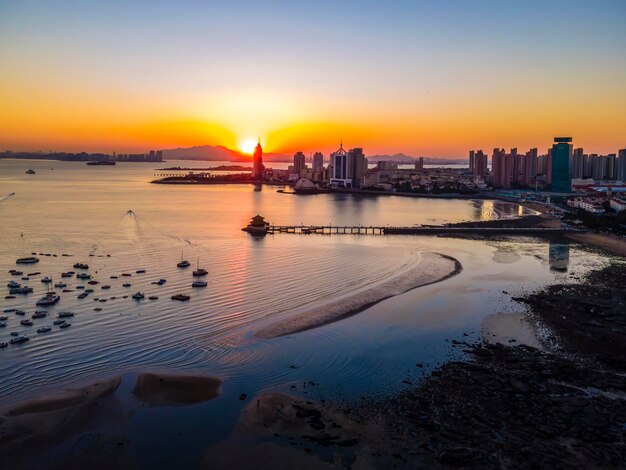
[[1, 0, 625, 156]]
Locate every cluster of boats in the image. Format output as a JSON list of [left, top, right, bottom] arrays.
[[4, 251, 214, 348]]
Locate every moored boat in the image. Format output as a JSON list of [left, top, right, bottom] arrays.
[[36, 294, 60, 306], [132, 292, 145, 300], [73, 263, 89, 269], [192, 280, 208, 287], [171, 294, 191, 301], [37, 327, 52, 333], [16, 257, 39, 264], [177, 250, 190, 268]]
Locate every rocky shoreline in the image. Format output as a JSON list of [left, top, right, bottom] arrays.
[[225, 261, 626, 468]]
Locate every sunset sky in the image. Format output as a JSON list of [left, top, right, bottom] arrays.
[[1, 0, 625, 158]]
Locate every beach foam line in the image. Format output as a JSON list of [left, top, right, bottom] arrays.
[[255, 251, 462, 339]]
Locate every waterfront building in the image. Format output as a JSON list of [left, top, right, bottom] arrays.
[[329, 142, 351, 187], [469, 150, 475, 173], [550, 137, 572, 192], [252, 138, 264, 179], [349, 148, 368, 189], [312, 152, 324, 173], [491, 148, 507, 188], [293, 151, 306, 178]]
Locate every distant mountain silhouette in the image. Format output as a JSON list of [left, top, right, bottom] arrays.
[[161, 145, 463, 163], [161, 145, 290, 162]]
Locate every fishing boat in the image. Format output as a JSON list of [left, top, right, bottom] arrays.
[[171, 294, 191, 301], [0, 322, 6, 328], [32, 312, 47, 319], [123, 283, 131, 288], [7, 281, 20, 288], [59, 323, 71, 329], [37, 327, 52, 333], [53, 319, 66, 325], [15, 310, 26, 316], [87, 280, 100, 285], [61, 272, 74, 277], [0, 315, 7, 320], [73, 263, 89, 269], [148, 295, 159, 300], [101, 285, 111, 289], [41, 277, 52, 283], [26, 169, 36, 174], [58, 311, 75, 318], [177, 250, 190, 268], [77, 292, 88, 299], [192, 280, 208, 287], [20, 319, 34, 326], [77, 273, 91, 280], [242, 214, 270, 236], [16, 257, 39, 264], [132, 292, 145, 300], [136, 269, 146, 274], [10, 270, 23, 276], [54, 282, 67, 288], [36, 294, 60, 306], [193, 257, 208, 277], [152, 279, 167, 285]]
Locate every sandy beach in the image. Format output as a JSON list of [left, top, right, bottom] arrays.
[[256, 251, 462, 339], [132, 372, 222, 406]]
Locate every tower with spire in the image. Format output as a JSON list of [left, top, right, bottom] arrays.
[[252, 137, 264, 180]]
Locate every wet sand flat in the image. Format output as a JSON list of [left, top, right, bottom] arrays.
[[132, 372, 222, 406], [256, 251, 462, 339], [566, 232, 626, 257]]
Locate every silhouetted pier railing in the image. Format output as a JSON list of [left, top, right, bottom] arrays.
[[267, 225, 577, 236]]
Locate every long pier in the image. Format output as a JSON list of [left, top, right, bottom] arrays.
[[267, 225, 576, 236]]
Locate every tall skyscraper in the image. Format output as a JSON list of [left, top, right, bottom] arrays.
[[348, 147, 368, 189], [312, 152, 324, 173], [330, 142, 350, 187], [473, 150, 487, 177], [415, 157, 424, 171], [293, 151, 306, 177], [550, 137, 573, 192], [491, 148, 507, 187], [572, 148, 584, 179], [617, 148, 626, 182], [252, 138, 264, 179], [469, 150, 475, 172]]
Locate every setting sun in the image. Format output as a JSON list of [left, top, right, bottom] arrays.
[[239, 138, 257, 155]]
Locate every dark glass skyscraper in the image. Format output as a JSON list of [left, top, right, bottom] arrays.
[[550, 137, 572, 192]]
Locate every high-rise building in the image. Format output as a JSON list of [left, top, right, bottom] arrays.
[[473, 150, 487, 177], [348, 147, 368, 189], [617, 148, 626, 182], [293, 151, 306, 177], [550, 137, 573, 192], [415, 157, 424, 171], [605, 154, 617, 180], [469, 150, 475, 173], [312, 152, 324, 173], [491, 148, 507, 187], [252, 138, 264, 179], [572, 148, 584, 179], [330, 142, 350, 187]]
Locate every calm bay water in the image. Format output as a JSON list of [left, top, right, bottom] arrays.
[[0, 159, 610, 466]]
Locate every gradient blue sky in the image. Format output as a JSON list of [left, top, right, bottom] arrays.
[[1, 0, 625, 156]]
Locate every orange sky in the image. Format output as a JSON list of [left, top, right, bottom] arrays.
[[1, 1, 625, 158]]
